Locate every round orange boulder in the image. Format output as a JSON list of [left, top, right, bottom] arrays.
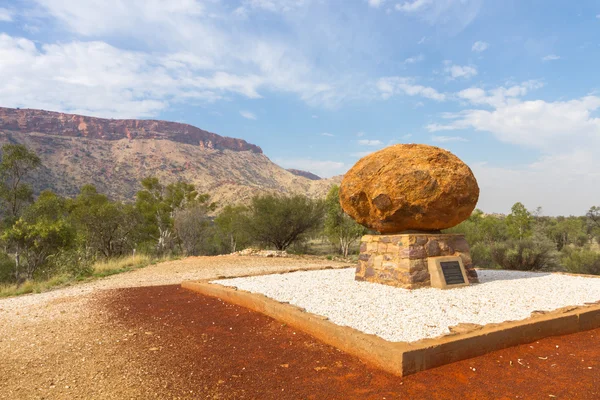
[[339, 144, 479, 233]]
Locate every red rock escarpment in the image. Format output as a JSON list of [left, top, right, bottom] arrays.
[[0, 107, 262, 153]]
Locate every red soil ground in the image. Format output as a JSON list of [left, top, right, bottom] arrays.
[[102, 285, 600, 399]]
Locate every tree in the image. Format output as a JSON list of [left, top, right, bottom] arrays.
[[323, 186, 366, 257], [446, 209, 508, 246], [2, 191, 74, 281], [506, 202, 533, 240], [0, 144, 41, 223], [135, 177, 214, 255], [70, 185, 141, 258], [173, 204, 213, 256], [587, 206, 600, 228], [545, 217, 587, 251], [248, 194, 324, 251], [214, 205, 251, 253]]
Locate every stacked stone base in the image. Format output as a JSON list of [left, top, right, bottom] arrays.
[[356, 233, 479, 289]]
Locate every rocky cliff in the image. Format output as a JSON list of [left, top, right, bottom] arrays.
[[0, 107, 262, 153], [286, 169, 322, 181], [0, 107, 340, 206]]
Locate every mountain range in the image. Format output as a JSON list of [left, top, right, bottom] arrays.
[[0, 107, 340, 207]]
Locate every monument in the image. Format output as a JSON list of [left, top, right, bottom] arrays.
[[340, 144, 479, 289]]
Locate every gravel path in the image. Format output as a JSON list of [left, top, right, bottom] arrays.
[[213, 268, 600, 343]]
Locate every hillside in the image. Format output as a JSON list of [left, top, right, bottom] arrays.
[[0, 107, 340, 206]]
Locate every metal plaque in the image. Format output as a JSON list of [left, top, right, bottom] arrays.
[[440, 261, 466, 285]]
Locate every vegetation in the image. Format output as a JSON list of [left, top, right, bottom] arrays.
[[447, 203, 600, 273], [246, 194, 325, 250], [323, 186, 366, 257], [1, 143, 599, 297]]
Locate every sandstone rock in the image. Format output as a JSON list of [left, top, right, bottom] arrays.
[[340, 144, 479, 233]]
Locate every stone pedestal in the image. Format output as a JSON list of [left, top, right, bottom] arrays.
[[355, 233, 479, 289]]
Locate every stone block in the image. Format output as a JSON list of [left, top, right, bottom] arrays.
[[450, 236, 470, 253], [408, 259, 428, 273], [367, 242, 378, 253], [386, 243, 401, 254], [439, 241, 454, 256], [400, 246, 426, 259], [426, 240, 441, 257], [382, 261, 397, 269]]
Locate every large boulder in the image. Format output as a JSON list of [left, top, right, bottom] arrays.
[[340, 144, 479, 233]]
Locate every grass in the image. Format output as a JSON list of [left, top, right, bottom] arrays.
[[92, 254, 153, 277], [0, 254, 168, 298]]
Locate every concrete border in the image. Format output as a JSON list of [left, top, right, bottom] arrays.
[[181, 275, 600, 377]]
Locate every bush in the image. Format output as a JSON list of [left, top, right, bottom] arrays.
[[49, 249, 95, 278], [470, 242, 496, 269], [248, 194, 324, 250], [561, 248, 600, 275], [0, 252, 16, 283], [491, 239, 558, 271]]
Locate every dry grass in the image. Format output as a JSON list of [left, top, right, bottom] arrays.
[[92, 254, 153, 276], [0, 254, 163, 298]]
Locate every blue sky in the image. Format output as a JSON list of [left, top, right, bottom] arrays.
[[0, 0, 599, 216]]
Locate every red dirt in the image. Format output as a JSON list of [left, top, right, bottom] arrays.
[[102, 285, 600, 399]]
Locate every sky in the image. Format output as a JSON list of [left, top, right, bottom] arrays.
[[0, 0, 599, 216]]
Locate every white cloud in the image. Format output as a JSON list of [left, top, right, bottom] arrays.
[[367, 0, 384, 8], [377, 77, 446, 101], [417, 36, 427, 44], [471, 41, 489, 52], [30, 0, 360, 111], [276, 158, 347, 178], [394, 0, 482, 34], [473, 151, 600, 216], [444, 62, 478, 79], [403, 54, 424, 64], [0, 33, 281, 118], [456, 80, 544, 108], [356, 132, 365, 137], [431, 135, 468, 143], [311, 115, 318, 118], [428, 95, 600, 151], [236, 0, 307, 15], [395, 0, 431, 12], [542, 54, 560, 62], [358, 139, 383, 146], [0, 8, 13, 22], [321, 132, 334, 137], [240, 110, 257, 120]]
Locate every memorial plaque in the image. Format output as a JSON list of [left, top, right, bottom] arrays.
[[440, 261, 466, 285], [427, 256, 470, 289]]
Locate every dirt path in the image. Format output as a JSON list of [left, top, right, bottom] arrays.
[[0, 256, 349, 400], [1, 256, 599, 399]]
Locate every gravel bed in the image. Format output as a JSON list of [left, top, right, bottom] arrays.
[[213, 268, 600, 343]]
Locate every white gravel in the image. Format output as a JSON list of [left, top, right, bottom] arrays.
[[212, 268, 600, 343]]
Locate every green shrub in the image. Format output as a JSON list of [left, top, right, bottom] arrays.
[[470, 242, 496, 269], [49, 249, 94, 278], [491, 239, 558, 271], [0, 252, 16, 283], [561, 248, 600, 275]]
